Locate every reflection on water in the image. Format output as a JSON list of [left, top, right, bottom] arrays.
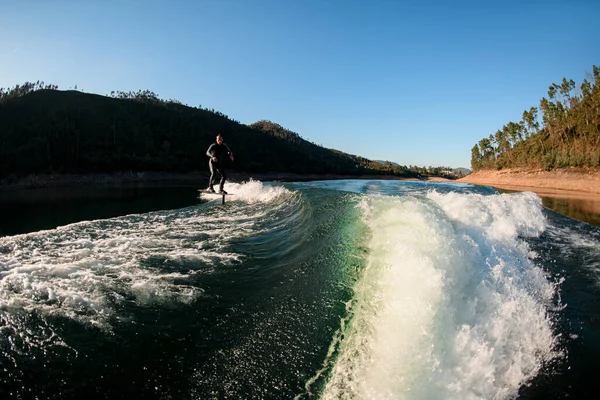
[[0, 183, 203, 237], [540, 197, 600, 227]]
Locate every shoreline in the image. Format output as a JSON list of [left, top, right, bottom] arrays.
[[3, 168, 600, 227], [458, 167, 600, 196], [0, 171, 421, 190], [3, 167, 598, 199]]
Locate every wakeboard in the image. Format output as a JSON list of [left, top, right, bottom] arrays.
[[198, 189, 234, 204], [198, 190, 233, 195]]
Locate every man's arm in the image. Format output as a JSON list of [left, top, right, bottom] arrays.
[[206, 143, 215, 158], [224, 144, 234, 161]]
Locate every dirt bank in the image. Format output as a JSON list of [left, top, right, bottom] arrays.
[[458, 167, 600, 195]]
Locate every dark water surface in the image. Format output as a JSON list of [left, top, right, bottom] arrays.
[[0, 184, 203, 237], [1, 180, 600, 399]]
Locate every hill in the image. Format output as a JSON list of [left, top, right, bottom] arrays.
[[0, 87, 412, 179], [453, 167, 471, 176], [374, 160, 400, 166]]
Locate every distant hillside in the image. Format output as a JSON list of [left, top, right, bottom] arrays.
[[0, 84, 449, 180], [0, 88, 373, 178], [453, 167, 471, 176], [374, 160, 400, 167]]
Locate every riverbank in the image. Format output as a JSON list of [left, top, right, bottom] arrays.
[[0, 171, 420, 190], [458, 167, 600, 195]]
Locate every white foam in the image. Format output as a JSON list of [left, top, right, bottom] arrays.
[[323, 192, 560, 399], [0, 181, 293, 353], [200, 179, 292, 204]]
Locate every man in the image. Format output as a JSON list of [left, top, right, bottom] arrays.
[[206, 133, 234, 194]]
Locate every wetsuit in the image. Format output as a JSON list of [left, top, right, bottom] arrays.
[[206, 142, 233, 191]]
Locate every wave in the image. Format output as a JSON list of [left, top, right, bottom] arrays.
[[1, 181, 568, 398], [321, 191, 562, 399]]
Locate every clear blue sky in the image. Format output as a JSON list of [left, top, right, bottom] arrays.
[[1, 0, 599, 168]]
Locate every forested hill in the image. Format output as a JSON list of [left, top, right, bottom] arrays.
[[470, 64, 600, 171], [0, 86, 425, 179]]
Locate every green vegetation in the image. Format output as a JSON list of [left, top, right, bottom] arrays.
[[471, 65, 600, 171], [0, 84, 455, 181]]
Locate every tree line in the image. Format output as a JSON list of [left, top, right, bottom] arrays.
[[471, 64, 600, 170], [0, 81, 58, 102], [0, 83, 455, 180]]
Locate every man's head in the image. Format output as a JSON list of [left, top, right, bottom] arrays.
[[216, 134, 223, 144]]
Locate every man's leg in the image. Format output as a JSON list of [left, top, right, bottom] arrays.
[[208, 161, 216, 191], [217, 166, 227, 192], [211, 162, 227, 192]]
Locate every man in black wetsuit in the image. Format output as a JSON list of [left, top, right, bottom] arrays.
[[206, 133, 234, 194]]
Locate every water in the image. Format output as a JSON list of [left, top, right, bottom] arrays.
[[1, 180, 599, 399], [0, 184, 203, 237]]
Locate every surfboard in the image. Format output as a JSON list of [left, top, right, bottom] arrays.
[[198, 190, 234, 204]]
